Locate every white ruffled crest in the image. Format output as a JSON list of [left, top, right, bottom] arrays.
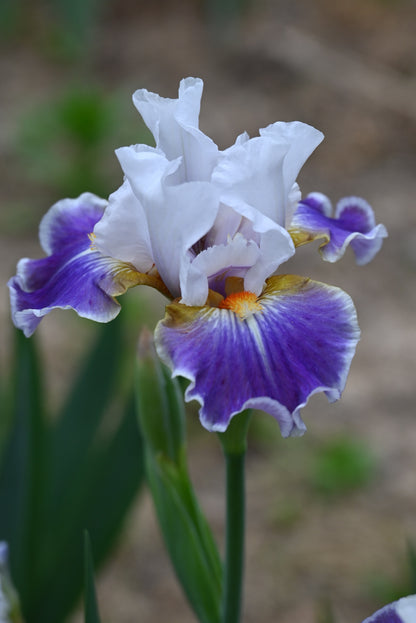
[[180, 233, 261, 306]]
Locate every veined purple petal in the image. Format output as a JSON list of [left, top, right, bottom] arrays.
[[291, 192, 387, 264], [362, 595, 416, 623], [155, 274, 360, 437], [38, 192, 107, 256], [8, 194, 145, 337]]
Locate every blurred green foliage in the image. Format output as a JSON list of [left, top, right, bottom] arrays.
[[16, 86, 152, 200], [204, 0, 251, 29], [0, 0, 252, 51], [0, 313, 144, 623], [311, 436, 376, 497], [0, 0, 103, 56], [0, 0, 21, 40], [315, 598, 336, 623], [365, 545, 416, 611]]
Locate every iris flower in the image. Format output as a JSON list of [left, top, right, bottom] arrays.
[[8, 78, 387, 437]]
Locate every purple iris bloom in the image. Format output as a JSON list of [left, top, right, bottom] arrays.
[[8, 78, 387, 436]]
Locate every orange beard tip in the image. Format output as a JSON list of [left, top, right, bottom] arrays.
[[219, 290, 263, 319]]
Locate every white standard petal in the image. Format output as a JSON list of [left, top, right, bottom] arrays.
[[93, 180, 154, 273], [180, 234, 261, 306], [213, 135, 289, 226], [260, 121, 324, 211], [117, 144, 219, 297], [133, 77, 203, 152], [133, 77, 218, 181], [116, 144, 182, 203]]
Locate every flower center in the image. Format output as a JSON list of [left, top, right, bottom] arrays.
[[219, 291, 263, 319]]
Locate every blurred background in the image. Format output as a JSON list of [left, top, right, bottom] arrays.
[[1, 0, 416, 622]]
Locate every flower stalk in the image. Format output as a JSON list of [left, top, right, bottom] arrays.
[[219, 411, 251, 623]]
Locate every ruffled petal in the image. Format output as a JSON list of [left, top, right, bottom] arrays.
[[212, 135, 297, 294], [133, 77, 218, 181], [180, 233, 261, 304], [8, 194, 146, 337], [291, 192, 388, 264], [117, 144, 220, 298], [362, 595, 416, 623], [213, 134, 289, 225], [155, 274, 360, 437], [259, 122, 324, 218], [93, 180, 154, 273], [38, 192, 107, 256]]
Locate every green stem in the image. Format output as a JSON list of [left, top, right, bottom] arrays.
[[218, 411, 251, 623], [223, 451, 245, 623]]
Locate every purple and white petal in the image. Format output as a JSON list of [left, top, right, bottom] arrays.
[[8, 194, 143, 337], [291, 192, 388, 264], [38, 192, 107, 256], [155, 274, 360, 437], [362, 595, 416, 623]]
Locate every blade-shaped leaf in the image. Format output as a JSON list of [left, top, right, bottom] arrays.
[[49, 315, 125, 504], [135, 331, 222, 623], [1, 312, 144, 623], [0, 330, 47, 614], [146, 452, 223, 623], [30, 392, 143, 623], [83, 532, 101, 623], [28, 315, 143, 623]]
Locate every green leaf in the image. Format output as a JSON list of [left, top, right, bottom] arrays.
[[311, 436, 376, 497], [146, 452, 222, 623], [0, 330, 47, 615], [136, 329, 185, 463], [0, 315, 144, 623], [135, 332, 222, 623], [28, 317, 144, 623], [31, 394, 143, 623], [83, 532, 101, 623]]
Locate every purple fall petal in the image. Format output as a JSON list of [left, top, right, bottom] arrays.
[[8, 193, 141, 337], [155, 274, 360, 437], [291, 192, 387, 264]]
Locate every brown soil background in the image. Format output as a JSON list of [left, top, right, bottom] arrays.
[[1, 1, 416, 622]]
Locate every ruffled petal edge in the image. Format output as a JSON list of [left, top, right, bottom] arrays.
[[155, 274, 360, 437], [290, 192, 387, 265]]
